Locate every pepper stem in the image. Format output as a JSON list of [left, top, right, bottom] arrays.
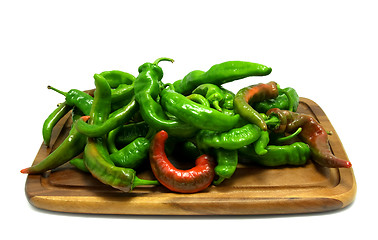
[[153, 57, 174, 65], [47, 85, 67, 97], [275, 127, 302, 143], [213, 176, 225, 185], [132, 176, 160, 188], [212, 101, 223, 112]]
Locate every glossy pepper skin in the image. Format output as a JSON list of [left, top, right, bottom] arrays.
[[254, 87, 299, 113], [42, 102, 72, 146], [150, 130, 215, 193], [213, 148, 238, 185], [109, 137, 150, 169], [234, 81, 279, 131], [192, 84, 225, 111], [47, 85, 94, 116], [266, 108, 352, 168], [186, 94, 210, 107], [196, 123, 261, 150], [83, 72, 158, 192], [134, 58, 198, 138], [239, 142, 310, 167], [21, 115, 90, 174], [160, 87, 240, 132], [172, 61, 272, 95]]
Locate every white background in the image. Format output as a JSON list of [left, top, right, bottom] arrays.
[[1, 0, 377, 239]]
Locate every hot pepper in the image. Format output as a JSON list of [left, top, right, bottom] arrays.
[[83, 71, 158, 192], [196, 123, 261, 150], [109, 137, 150, 169], [234, 81, 279, 131], [239, 142, 310, 167], [134, 57, 198, 138], [160, 87, 240, 132], [186, 93, 210, 107], [47, 85, 94, 116], [172, 61, 272, 95], [150, 130, 215, 193], [266, 108, 352, 168], [213, 148, 238, 185], [21, 115, 90, 174], [42, 102, 72, 146]]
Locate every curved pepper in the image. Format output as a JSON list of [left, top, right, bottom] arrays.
[[99, 70, 136, 105], [172, 61, 272, 95], [239, 142, 310, 167], [21, 115, 90, 174], [134, 58, 198, 138], [196, 123, 261, 150], [234, 81, 279, 131], [42, 102, 72, 146], [150, 130, 215, 193], [109, 137, 150, 169], [266, 108, 352, 168], [186, 94, 210, 107], [160, 87, 240, 132], [213, 148, 238, 185]]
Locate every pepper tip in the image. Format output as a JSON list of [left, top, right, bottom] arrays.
[[20, 168, 29, 174]]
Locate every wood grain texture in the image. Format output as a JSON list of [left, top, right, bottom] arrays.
[[24, 98, 357, 215]]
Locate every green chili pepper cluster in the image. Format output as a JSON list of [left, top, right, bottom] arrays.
[[21, 57, 351, 194]]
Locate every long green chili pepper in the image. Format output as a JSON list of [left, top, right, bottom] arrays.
[[134, 57, 198, 138], [239, 142, 311, 167], [213, 148, 238, 185], [172, 61, 272, 95], [192, 84, 225, 111], [47, 85, 94, 116], [234, 81, 279, 131], [160, 87, 240, 132], [196, 123, 261, 150], [83, 73, 158, 191], [219, 86, 235, 110], [21, 115, 90, 174], [42, 102, 72, 146], [70, 158, 89, 173]]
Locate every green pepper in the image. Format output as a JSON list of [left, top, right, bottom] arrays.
[[196, 123, 261, 150], [47, 85, 94, 116], [107, 121, 150, 153], [192, 84, 225, 111], [42, 102, 72, 146], [254, 87, 299, 113], [172, 61, 272, 95], [160, 87, 240, 132], [83, 71, 158, 192], [21, 114, 89, 174], [219, 87, 235, 110], [213, 148, 238, 185], [134, 57, 198, 138], [109, 137, 150, 169], [234, 81, 279, 131], [70, 158, 89, 173], [253, 130, 270, 155], [239, 142, 310, 167], [99, 70, 136, 104]]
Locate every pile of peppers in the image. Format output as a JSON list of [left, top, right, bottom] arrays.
[[21, 57, 352, 193]]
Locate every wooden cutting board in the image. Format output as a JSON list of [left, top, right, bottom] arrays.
[[24, 98, 356, 215]]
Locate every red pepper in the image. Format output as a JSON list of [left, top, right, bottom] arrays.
[[267, 108, 352, 168], [150, 130, 215, 193]]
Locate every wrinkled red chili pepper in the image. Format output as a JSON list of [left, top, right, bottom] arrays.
[[150, 130, 215, 193], [266, 108, 352, 168]]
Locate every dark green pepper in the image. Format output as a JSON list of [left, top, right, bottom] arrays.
[[134, 57, 198, 138], [254, 87, 299, 113], [109, 137, 150, 169]]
